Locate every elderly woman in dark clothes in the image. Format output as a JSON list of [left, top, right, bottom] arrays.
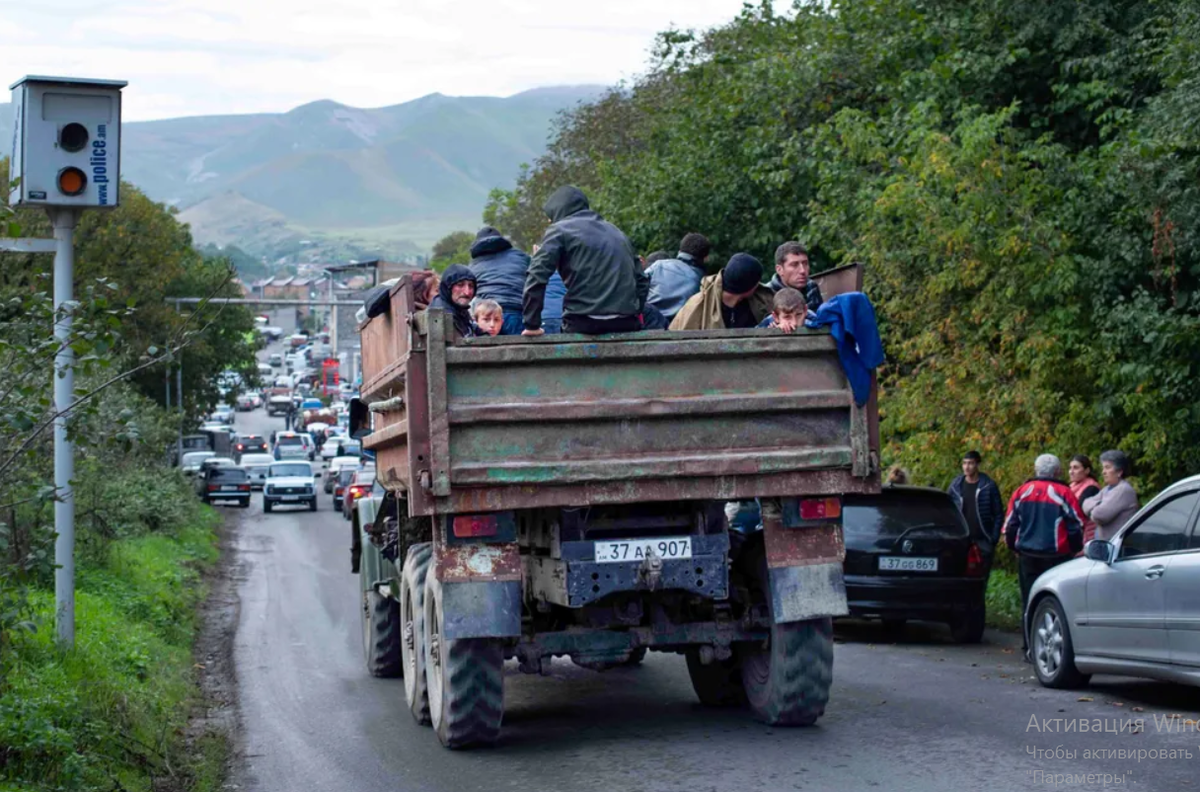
[[1082, 450, 1138, 542]]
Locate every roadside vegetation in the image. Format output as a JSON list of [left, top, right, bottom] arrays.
[[485, 0, 1200, 500], [0, 167, 256, 789]]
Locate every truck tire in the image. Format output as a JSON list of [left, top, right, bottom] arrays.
[[424, 572, 504, 749], [686, 648, 746, 706], [362, 589, 403, 678], [401, 543, 433, 725], [738, 553, 833, 726]]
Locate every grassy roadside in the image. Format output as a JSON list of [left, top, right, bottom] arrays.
[[0, 503, 228, 792]]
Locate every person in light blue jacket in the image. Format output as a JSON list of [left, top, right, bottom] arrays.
[[644, 233, 711, 328]]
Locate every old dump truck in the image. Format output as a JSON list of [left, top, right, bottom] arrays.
[[350, 264, 880, 749]]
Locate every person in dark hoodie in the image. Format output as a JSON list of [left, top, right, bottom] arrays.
[[428, 264, 480, 338], [523, 185, 649, 335], [769, 241, 823, 312], [468, 226, 530, 335]]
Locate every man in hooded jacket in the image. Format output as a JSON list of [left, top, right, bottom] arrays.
[[523, 186, 649, 335], [468, 226, 530, 335], [428, 264, 480, 338]]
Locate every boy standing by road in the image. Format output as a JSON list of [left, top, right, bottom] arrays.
[[948, 450, 1005, 556]]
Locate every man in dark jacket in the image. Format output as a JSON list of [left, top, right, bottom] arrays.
[[468, 226, 530, 335], [948, 450, 1005, 556], [768, 241, 823, 312], [645, 233, 711, 325], [523, 186, 649, 335], [1003, 453, 1085, 657], [428, 264, 479, 338]]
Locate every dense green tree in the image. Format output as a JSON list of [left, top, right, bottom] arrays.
[[428, 230, 474, 272], [487, 0, 1200, 495]]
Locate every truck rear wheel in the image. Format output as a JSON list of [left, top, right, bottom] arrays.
[[686, 648, 746, 706], [401, 543, 433, 725], [362, 589, 403, 678], [424, 573, 504, 749], [739, 553, 833, 726]]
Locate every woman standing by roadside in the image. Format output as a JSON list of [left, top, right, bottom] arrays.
[[1082, 450, 1139, 541], [1068, 455, 1101, 553]]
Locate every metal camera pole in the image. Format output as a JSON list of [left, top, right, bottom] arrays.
[[50, 207, 81, 646]]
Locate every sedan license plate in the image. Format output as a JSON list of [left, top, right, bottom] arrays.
[[878, 556, 938, 572], [595, 537, 692, 564], [220, 487, 239, 492]]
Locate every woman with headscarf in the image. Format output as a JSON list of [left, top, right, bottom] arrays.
[[1081, 450, 1139, 542]]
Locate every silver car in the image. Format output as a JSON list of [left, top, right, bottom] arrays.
[[1027, 474, 1200, 689]]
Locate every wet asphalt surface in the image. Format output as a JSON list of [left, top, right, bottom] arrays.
[[224, 376, 1200, 792]]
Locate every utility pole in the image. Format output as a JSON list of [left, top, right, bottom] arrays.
[[7, 75, 127, 648], [50, 208, 81, 645]]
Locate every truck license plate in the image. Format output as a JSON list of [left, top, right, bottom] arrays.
[[878, 556, 938, 572], [595, 537, 692, 564]]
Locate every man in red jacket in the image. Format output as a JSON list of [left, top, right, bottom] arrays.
[[1003, 453, 1085, 659]]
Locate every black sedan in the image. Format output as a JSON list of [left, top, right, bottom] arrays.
[[195, 466, 252, 508], [842, 485, 989, 643]]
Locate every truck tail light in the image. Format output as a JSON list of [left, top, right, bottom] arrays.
[[798, 497, 842, 521], [453, 514, 499, 538], [966, 543, 985, 577]]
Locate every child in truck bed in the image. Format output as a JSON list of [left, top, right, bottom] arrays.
[[473, 299, 504, 337], [756, 287, 814, 333]]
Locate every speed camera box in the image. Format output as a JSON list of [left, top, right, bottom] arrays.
[[9, 76, 127, 208]]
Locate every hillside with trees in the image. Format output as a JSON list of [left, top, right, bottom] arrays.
[[485, 0, 1200, 495]]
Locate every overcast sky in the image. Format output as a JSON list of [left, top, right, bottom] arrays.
[[1, 0, 782, 121]]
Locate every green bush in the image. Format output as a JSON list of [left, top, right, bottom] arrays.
[[986, 569, 1023, 631], [0, 495, 220, 791]]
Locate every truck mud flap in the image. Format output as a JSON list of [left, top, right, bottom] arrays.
[[762, 501, 848, 624], [434, 543, 522, 640]]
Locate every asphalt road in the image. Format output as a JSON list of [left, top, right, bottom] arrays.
[[225, 376, 1200, 792]]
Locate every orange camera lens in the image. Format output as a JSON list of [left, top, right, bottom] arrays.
[[57, 167, 87, 196]]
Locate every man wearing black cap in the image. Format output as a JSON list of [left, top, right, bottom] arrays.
[[468, 225, 530, 335], [668, 253, 775, 330]]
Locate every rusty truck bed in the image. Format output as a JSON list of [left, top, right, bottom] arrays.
[[359, 264, 880, 516]]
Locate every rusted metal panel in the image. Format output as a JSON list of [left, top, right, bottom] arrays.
[[448, 390, 851, 424], [359, 263, 881, 516], [762, 506, 846, 569], [360, 280, 414, 401], [811, 261, 863, 300], [435, 542, 522, 583], [425, 311, 452, 498], [437, 469, 879, 517], [404, 344, 435, 516]]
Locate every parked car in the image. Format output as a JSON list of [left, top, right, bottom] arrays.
[[342, 467, 376, 520], [180, 451, 215, 476], [272, 431, 313, 461], [232, 434, 268, 460], [263, 461, 318, 513], [325, 456, 361, 493], [211, 404, 235, 425], [332, 466, 358, 512], [841, 485, 989, 643], [1027, 475, 1200, 690], [240, 452, 274, 490], [195, 466, 252, 508], [199, 456, 238, 473], [268, 352, 283, 367]]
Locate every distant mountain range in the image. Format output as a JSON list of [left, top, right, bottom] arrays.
[[0, 86, 602, 261]]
